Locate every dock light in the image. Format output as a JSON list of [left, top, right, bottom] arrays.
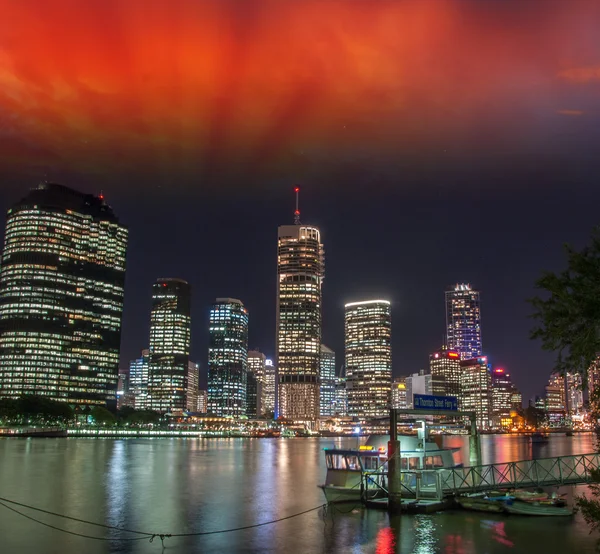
[[353, 426, 361, 435]]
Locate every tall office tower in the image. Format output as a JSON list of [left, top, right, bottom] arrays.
[[248, 350, 266, 415], [147, 279, 191, 413], [276, 191, 325, 421], [186, 361, 200, 412], [129, 349, 150, 409], [345, 300, 392, 418], [491, 367, 513, 429], [510, 388, 523, 412], [566, 372, 583, 415], [445, 283, 482, 360], [589, 358, 600, 398], [207, 298, 248, 417], [246, 370, 258, 418], [197, 389, 208, 413], [116, 371, 134, 409], [545, 372, 566, 424], [0, 183, 128, 408], [391, 377, 407, 410], [263, 358, 276, 417], [459, 357, 492, 429], [429, 347, 460, 397], [320, 345, 336, 416]]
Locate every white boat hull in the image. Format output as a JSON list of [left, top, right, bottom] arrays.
[[319, 485, 379, 504]]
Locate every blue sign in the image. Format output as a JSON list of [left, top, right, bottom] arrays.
[[413, 394, 458, 411]]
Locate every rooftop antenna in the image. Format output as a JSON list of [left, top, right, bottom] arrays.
[[293, 186, 300, 225]]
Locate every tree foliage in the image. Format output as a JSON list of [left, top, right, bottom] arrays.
[[529, 228, 600, 381], [0, 395, 73, 423], [90, 406, 117, 425]]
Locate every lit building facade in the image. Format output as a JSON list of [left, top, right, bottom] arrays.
[[147, 279, 191, 413], [320, 344, 336, 416], [459, 357, 492, 429], [391, 377, 407, 410], [589, 358, 600, 398], [567, 372, 584, 415], [246, 370, 258, 418], [207, 298, 248, 417], [429, 347, 461, 397], [248, 350, 266, 416], [491, 367, 513, 429], [0, 183, 128, 408], [333, 376, 348, 416], [345, 300, 392, 418], [276, 223, 324, 421], [129, 349, 150, 410], [197, 389, 208, 413], [187, 361, 199, 412], [445, 283, 482, 360], [263, 358, 276, 417], [405, 370, 435, 409]]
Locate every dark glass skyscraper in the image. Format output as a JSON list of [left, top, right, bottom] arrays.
[[147, 278, 191, 413], [319, 344, 336, 416], [445, 283, 482, 360], [208, 298, 248, 417], [0, 183, 128, 408]]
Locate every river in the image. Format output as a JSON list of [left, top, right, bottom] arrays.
[[0, 433, 598, 553]]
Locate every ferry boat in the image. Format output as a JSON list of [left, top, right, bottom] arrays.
[[319, 434, 462, 503]]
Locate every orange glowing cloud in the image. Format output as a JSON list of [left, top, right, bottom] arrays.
[[557, 66, 600, 83], [0, 0, 598, 181]]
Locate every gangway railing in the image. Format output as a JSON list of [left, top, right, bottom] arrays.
[[360, 452, 600, 502]]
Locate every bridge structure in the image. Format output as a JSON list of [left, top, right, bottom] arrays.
[[361, 452, 600, 505]]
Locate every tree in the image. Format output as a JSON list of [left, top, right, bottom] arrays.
[[90, 406, 117, 426], [529, 227, 600, 382]]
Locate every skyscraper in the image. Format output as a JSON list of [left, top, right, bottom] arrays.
[[445, 283, 482, 360], [320, 344, 336, 416], [247, 350, 266, 416], [491, 367, 514, 429], [459, 356, 492, 429], [147, 279, 191, 413], [263, 358, 276, 417], [0, 183, 128, 408], [429, 347, 461, 397], [207, 298, 248, 417], [187, 361, 200, 412], [345, 300, 392, 418], [276, 192, 325, 421], [391, 377, 407, 410], [129, 349, 150, 409]]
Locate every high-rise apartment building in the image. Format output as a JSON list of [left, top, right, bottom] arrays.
[[207, 298, 248, 417], [187, 361, 200, 412], [248, 350, 266, 416], [320, 345, 336, 416], [446, 283, 482, 360], [276, 200, 324, 421], [429, 347, 461, 397], [147, 279, 191, 413], [129, 349, 150, 409], [345, 300, 392, 418], [491, 367, 513, 429], [0, 183, 128, 408], [459, 357, 492, 429]]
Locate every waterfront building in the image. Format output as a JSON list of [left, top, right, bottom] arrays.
[[391, 377, 407, 410], [445, 283, 482, 360], [0, 183, 128, 408], [345, 300, 392, 418], [197, 389, 208, 413], [567, 372, 584, 415], [276, 197, 325, 421], [187, 361, 200, 413], [510, 388, 523, 412], [429, 347, 461, 397], [459, 357, 492, 429], [589, 358, 600, 398], [333, 370, 348, 416], [129, 349, 150, 409], [246, 370, 258, 418], [491, 367, 513, 429], [147, 279, 191, 413], [207, 298, 248, 417], [320, 345, 336, 416], [545, 372, 567, 425], [263, 358, 276, 417], [247, 350, 266, 416], [116, 371, 134, 409]]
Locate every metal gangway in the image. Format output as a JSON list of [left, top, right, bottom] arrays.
[[362, 452, 600, 502]]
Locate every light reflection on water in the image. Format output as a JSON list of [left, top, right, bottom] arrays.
[[0, 434, 598, 553]]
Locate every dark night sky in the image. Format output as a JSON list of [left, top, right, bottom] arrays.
[[1, 0, 600, 401]]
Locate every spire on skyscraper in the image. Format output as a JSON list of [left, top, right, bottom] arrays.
[[294, 186, 300, 225]]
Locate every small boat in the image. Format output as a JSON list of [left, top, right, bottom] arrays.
[[488, 489, 548, 501], [504, 499, 573, 516], [565, 430, 574, 437], [319, 434, 462, 503], [456, 493, 512, 513]]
